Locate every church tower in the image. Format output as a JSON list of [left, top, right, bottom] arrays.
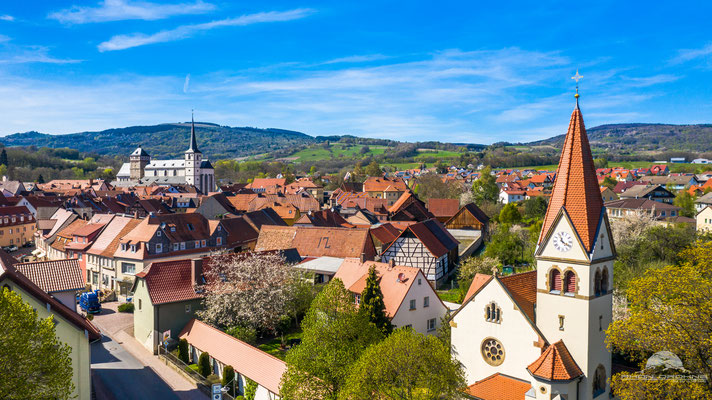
[[184, 113, 203, 192], [532, 85, 615, 399], [129, 146, 150, 180]]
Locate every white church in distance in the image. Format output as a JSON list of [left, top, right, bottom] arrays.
[[115, 116, 215, 194], [451, 91, 614, 400]]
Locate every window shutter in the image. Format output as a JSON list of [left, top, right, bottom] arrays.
[[551, 270, 562, 291], [564, 271, 576, 293]]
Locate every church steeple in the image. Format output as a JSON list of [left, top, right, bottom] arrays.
[[187, 111, 201, 154], [539, 80, 603, 253]]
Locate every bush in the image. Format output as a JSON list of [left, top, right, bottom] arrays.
[[225, 325, 257, 345], [205, 374, 220, 385], [198, 352, 211, 378], [244, 378, 258, 400], [222, 365, 235, 394], [117, 302, 134, 313], [178, 339, 189, 364]]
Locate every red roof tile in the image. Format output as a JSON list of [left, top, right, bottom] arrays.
[[135, 259, 202, 305], [427, 198, 460, 218], [463, 273, 493, 303], [465, 373, 532, 400], [498, 270, 537, 322], [527, 340, 583, 381], [14, 259, 84, 293], [540, 105, 603, 252]]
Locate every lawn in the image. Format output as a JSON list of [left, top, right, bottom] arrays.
[[286, 144, 389, 162], [437, 288, 462, 304], [257, 330, 303, 360]]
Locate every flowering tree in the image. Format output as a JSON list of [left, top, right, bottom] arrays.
[[198, 252, 308, 334]]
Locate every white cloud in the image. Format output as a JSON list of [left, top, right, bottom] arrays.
[[0, 15, 14, 22], [183, 74, 190, 93], [0, 46, 81, 64], [49, 0, 215, 24], [0, 35, 10, 43], [671, 43, 712, 64], [98, 8, 315, 51], [321, 54, 391, 65]]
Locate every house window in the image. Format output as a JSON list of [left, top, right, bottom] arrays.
[[201, 240, 206, 247], [354, 294, 361, 305], [216, 237, 222, 245], [121, 263, 136, 275], [156, 243, 162, 253], [563, 271, 576, 295], [409, 299, 416, 310], [485, 302, 501, 323], [423, 296, 429, 308], [217, 226, 221, 231], [559, 315, 565, 331], [138, 299, 142, 310], [427, 318, 436, 331], [170, 227, 176, 232], [593, 365, 606, 397], [180, 242, 186, 250], [185, 304, 191, 313], [195, 240, 200, 248], [549, 269, 561, 293], [418, 278, 421, 285], [481, 337, 505, 366], [599, 315, 603, 331], [157, 231, 161, 237], [601, 268, 609, 294], [173, 243, 179, 251]]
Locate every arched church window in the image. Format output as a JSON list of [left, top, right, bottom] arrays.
[[549, 269, 562, 293], [481, 337, 505, 366], [601, 268, 609, 294], [593, 364, 606, 397], [594, 269, 602, 296], [564, 271, 576, 295], [484, 302, 501, 323]]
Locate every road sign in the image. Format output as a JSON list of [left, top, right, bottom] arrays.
[[212, 383, 222, 400]]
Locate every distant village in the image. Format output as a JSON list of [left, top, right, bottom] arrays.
[[3, 109, 712, 400]]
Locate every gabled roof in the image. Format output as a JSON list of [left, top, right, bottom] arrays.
[[256, 225, 376, 259], [294, 209, 353, 228], [446, 203, 490, 226], [179, 319, 286, 394], [364, 176, 407, 193], [14, 259, 84, 293], [527, 340, 583, 382], [134, 259, 202, 305], [369, 223, 401, 244], [539, 103, 603, 253], [0, 253, 100, 340], [462, 273, 493, 303], [465, 373, 532, 400], [427, 198, 460, 218], [384, 219, 459, 258], [498, 270, 537, 322]]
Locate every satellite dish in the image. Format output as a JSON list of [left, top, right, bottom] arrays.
[[397, 272, 406, 282]]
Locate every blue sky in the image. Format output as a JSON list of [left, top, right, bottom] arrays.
[[0, 1, 711, 144]]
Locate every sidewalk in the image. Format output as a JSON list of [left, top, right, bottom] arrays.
[[91, 302, 207, 400]]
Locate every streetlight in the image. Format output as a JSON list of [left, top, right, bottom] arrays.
[[220, 375, 237, 398]]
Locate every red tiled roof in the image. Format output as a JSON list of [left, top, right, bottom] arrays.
[[369, 223, 401, 244], [135, 259, 202, 305], [386, 219, 458, 258], [179, 319, 286, 394], [364, 176, 408, 193], [540, 105, 603, 252], [256, 225, 376, 259], [427, 198, 460, 218], [14, 259, 84, 293], [527, 340, 583, 381], [465, 373, 532, 400], [463, 273, 493, 303], [498, 270, 537, 322]]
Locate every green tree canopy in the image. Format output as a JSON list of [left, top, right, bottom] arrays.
[[365, 160, 382, 177], [607, 241, 712, 398], [601, 176, 618, 190], [673, 190, 696, 218], [523, 196, 548, 221], [471, 166, 498, 204], [338, 328, 466, 400], [0, 287, 74, 399], [281, 279, 382, 400], [360, 266, 392, 336], [499, 203, 522, 224], [484, 224, 526, 265]]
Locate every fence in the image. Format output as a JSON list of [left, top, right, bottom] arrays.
[[158, 346, 238, 400]]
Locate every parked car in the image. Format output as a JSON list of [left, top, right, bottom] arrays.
[[22, 242, 33, 248]]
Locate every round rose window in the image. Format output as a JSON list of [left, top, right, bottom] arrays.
[[481, 338, 505, 366]]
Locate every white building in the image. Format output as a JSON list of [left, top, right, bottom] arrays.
[[451, 95, 614, 400], [115, 116, 215, 194], [499, 189, 525, 204]]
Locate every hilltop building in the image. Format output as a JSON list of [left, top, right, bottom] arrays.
[[451, 89, 615, 400], [115, 116, 215, 194]]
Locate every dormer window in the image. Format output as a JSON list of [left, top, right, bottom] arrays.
[[130, 244, 137, 252], [121, 243, 128, 251], [187, 223, 194, 231]]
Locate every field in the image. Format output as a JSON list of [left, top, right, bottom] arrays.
[[284, 144, 389, 162]]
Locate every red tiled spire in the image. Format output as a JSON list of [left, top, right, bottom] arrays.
[[539, 100, 603, 252], [527, 340, 583, 381]]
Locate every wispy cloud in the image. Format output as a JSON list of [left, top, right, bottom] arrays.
[[183, 74, 190, 93], [0, 15, 14, 22], [671, 43, 712, 65], [49, 0, 215, 24], [0, 46, 81, 64], [0, 35, 10, 43], [97, 8, 315, 51], [624, 74, 679, 87], [321, 54, 391, 65]]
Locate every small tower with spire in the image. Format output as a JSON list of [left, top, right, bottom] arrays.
[[129, 145, 150, 180], [184, 111, 203, 192]]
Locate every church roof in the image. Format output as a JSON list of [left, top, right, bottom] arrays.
[[527, 340, 583, 381], [465, 373, 532, 400], [186, 114, 201, 153], [539, 100, 603, 253], [131, 146, 149, 157], [498, 270, 537, 322]]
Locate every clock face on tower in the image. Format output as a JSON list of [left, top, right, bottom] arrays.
[[552, 231, 574, 252]]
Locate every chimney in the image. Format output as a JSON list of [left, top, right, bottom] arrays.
[[360, 252, 366, 264], [191, 258, 203, 286], [388, 259, 395, 269]]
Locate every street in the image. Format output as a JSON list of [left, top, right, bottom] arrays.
[[90, 302, 207, 400]]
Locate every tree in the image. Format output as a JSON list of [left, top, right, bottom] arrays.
[[198, 252, 309, 334], [37, 174, 45, 184], [360, 266, 392, 335], [225, 325, 257, 345], [607, 241, 712, 397], [198, 352, 211, 377], [222, 365, 235, 395], [594, 157, 608, 169], [339, 328, 466, 400], [0, 149, 7, 166], [523, 196, 548, 221], [601, 176, 617, 190], [0, 288, 74, 399], [0, 164, 7, 179], [280, 279, 382, 400], [178, 338, 190, 364], [365, 160, 382, 177], [484, 224, 525, 265], [471, 166, 498, 204], [244, 378, 258, 400], [499, 203, 522, 224], [673, 190, 696, 218], [414, 173, 461, 201]]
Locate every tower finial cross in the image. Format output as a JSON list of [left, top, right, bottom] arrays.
[[571, 69, 583, 106]]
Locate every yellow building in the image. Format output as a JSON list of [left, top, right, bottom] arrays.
[[696, 206, 712, 232], [0, 206, 36, 247], [0, 253, 101, 400]]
